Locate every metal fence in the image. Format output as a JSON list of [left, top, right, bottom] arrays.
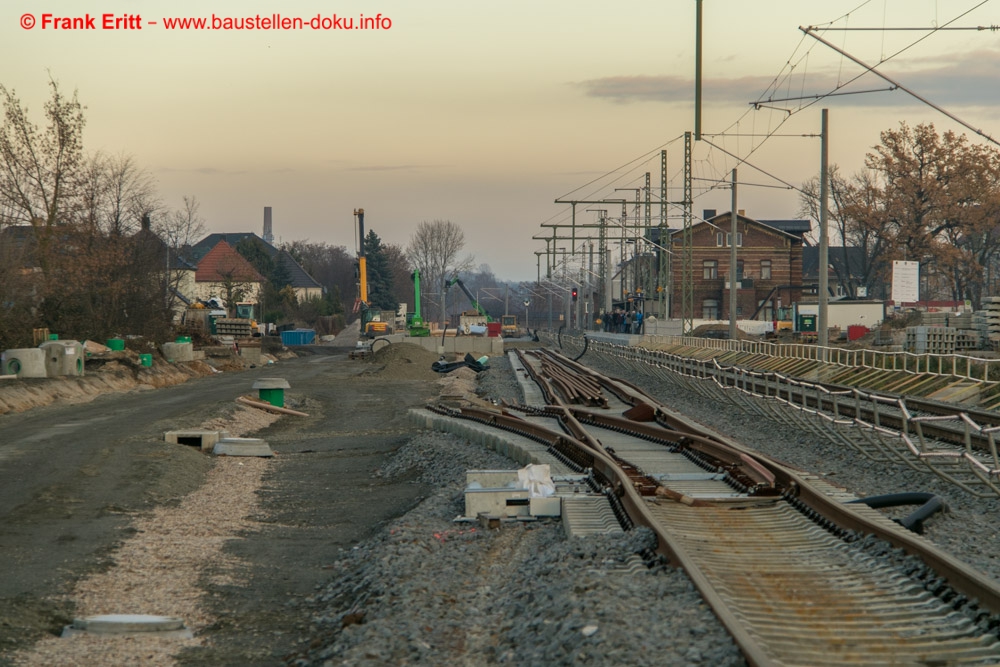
[[638, 334, 999, 383], [546, 333, 1000, 499]]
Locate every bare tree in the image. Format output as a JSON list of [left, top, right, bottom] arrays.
[[406, 219, 474, 325], [158, 195, 205, 250], [0, 77, 86, 230]]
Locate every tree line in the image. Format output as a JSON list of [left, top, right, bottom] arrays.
[[0, 78, 493, 350], [799, 122, 1000, 308]]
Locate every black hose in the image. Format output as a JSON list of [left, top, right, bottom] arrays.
[[557, 325, 565, 349], [847, 492, 948, 534], [573, 335, 589, 362], [440, 322, 448, 345]]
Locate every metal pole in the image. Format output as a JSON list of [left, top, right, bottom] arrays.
[[819, 109, 830, 348], [729, 169, 738, 341], [605, 248, 613, 315], [588, 242, 595, 330], [660, 149, 667, 319], [695, 0, 703, 140]]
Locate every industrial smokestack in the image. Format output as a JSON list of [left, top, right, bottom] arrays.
[[263, 207, 273, 244]]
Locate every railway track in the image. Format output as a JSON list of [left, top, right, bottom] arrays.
[[572, 337, 1000, 498], [429, 349, 1000, 666]]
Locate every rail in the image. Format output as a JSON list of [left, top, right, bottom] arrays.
[[545, 333, 1000, 499], [431, 351, 1000, 666]]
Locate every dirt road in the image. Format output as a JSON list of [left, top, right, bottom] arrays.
[[0, 342, 441, 665]]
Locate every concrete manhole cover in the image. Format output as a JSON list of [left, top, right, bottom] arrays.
[[62, 614, 193, 638]]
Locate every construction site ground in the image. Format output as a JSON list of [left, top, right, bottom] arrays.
[[0, 335, 452, 665]]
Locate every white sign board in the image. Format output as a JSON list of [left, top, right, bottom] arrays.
[[891, 260, 919, 303]]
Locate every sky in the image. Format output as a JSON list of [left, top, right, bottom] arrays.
[[4, 0, 1000, 281]]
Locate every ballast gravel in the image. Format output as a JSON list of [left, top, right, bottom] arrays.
[[289, 349, 1000, 667]]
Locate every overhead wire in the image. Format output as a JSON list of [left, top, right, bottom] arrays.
[[535, 0, 992, 259]]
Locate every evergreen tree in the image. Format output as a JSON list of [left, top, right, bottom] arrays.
[[363, 230, 398, 311]]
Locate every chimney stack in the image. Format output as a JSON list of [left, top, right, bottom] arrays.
[[263, 207, 273, 244]]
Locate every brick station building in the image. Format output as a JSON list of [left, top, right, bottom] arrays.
[[668, 210, 810, 322]]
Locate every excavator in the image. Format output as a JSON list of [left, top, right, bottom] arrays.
[[446, 276, 492, 323], [408, 269, 430, 336], [352, 208, 389, 338]]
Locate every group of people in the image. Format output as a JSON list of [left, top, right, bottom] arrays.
[[598, 308, 644, 335]]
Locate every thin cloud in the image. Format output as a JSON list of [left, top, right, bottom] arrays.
[[347, 164, 440, 172], [577, 50, 1000, 109], [157, 166, 248, 175]]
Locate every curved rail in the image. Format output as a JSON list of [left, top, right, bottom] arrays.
[[433, 349, 1000, 666]]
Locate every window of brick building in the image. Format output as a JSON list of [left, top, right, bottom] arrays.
[[760, 259, 772, 280], [703, 260, 718, 279], [702, 299, 719, 319]]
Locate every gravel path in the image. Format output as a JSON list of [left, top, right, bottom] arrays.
[[286, 349, 1000, 667]]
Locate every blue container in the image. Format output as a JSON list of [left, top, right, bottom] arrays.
[[280, 329, 316, 346]]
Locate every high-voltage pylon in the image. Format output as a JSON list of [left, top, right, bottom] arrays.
[[659, 149, 667, 318]]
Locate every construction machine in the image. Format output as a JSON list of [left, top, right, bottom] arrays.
[[352, 208, 384, 338], [446, 276, 492, 323], [500, 314, 518, 337], [408, 269, 431, 336]]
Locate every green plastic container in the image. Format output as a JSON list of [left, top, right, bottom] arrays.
[[258, 388, 285, 408], [176, 336, 192, 343], [139, 354, 153, 367], [106, 338, 125, 351], [48, 333, 59, 341]]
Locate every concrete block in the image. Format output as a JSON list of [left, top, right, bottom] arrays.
[[39, 340, 85, 377], [2, 348, 47, 378], [161, 342, 194, 362], [464, 487, 530, 518], [213, 437, 273, 457], [62, 614, 193, 639], [252, 378, 290, 389], [466, 470, 520, 488], [239, 344, 262, 365], [164, 429, 228, 452], [530, 496, 562, 517]]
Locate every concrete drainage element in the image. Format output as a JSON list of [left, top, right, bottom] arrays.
[[164, 429, 230, 452], [62, 614, 193, 639], [39, 340, 85, 377], [1, 348, 47, 378], [213, 437, 273, 457], [252, 378, 290, 407], [161, 341, 194, 363]]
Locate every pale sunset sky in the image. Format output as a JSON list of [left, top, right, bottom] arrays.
[[4, 1, 999, 279]]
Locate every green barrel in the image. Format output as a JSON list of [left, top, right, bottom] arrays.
[[106, 338, 125, 351], [139, 354, 153, 367]]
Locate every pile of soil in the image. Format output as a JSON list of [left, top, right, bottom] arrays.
[[359, 342, 444, 381], [690, 323, 756, 341], [0, 357, 217, 415]]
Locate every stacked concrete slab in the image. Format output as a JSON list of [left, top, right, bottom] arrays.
[[906, 326, 957, 354], [985, 297, 1000, 348]]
